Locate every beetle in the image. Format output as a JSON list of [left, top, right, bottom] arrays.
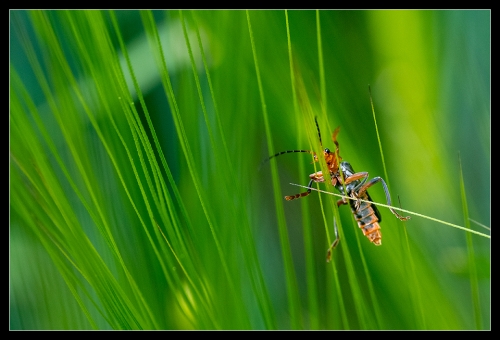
[[263, 117, 410, 261]]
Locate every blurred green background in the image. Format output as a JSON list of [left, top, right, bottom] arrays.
[[10, 10, 489, 330]]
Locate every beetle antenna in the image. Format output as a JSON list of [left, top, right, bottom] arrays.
[[260, 149, 315, 170], [314, 116, 323, 149]]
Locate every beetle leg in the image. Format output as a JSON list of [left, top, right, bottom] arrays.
[[352, 192, 362, 210], [285, 179, 313, 201], [326, 216, 340, 262], [344, 171, 369, 189], [342, 172, 369, 209], [309, 170, 325, 182], [355, 176, 410, 221], [285, 171, 324, 201], [336, 197, 347, 207]]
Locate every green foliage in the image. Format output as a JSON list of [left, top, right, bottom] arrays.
[[10, 10, 490, 330]]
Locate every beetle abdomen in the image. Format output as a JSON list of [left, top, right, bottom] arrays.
[[349, 193, 382, 246]]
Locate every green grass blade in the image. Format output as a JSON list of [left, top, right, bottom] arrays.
[[458, 153, 482, 329], [285, 10, 325, 330], [189, 11, 278, 329], [368, 84, 424, 329], [247, 10, 303, 330]]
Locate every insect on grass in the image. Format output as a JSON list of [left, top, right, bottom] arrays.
[[262, 117, 410, 261]]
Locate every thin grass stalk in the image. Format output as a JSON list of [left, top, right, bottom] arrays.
[[350, 220, 384, 329], [71, 10, 200, 328], [178, 13, 247, 307], [288, 35, 350, 329], [316, 10, 327, 116], [359, 86, 402, 329], [401, 221, 426, 329], [10, 108, 116, 329], [367, 87, 422, 329], [179, 10, 274, 329], [113, 11, 222, 328], [130, 12, 202, 258], [18, 11, 156, 329], [315, 11, 359, 330], [458, 153, 482, 329], [298, 69, 351, 330], [291, 184, 490, 239], [247, 10, 303, 330], [10, 115, 100, 329], [335, 219, 369, 329], [284, 10, 320, 329], [136, 12, 222, 328], [189, 11, 277, 329], [135, 10, 250, 328]]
